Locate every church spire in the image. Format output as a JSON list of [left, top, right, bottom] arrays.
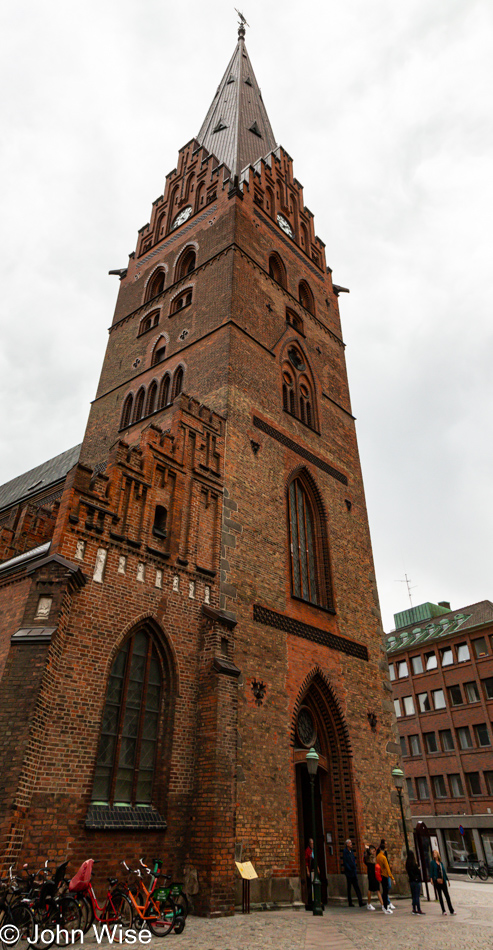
[[196, 23, 277, 181]]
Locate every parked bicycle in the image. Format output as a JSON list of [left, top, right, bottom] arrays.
[[68, 859, 132, 934], [467, 859, 493, 881], [138, 861, 188, 934], [0, 872, 35, 950], [11, 860, 81, 949], [120, 860, 177, 936]]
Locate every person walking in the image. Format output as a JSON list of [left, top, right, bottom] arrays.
[[343, 839, 364, 907], [376, 845, 395, 914], [363, 845, 384, 911], [430, 849, 456, 915], [405, 850, 425, 916]]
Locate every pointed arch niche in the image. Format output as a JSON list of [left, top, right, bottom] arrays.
[[292, 669, 358, 901], [281, 342, 318, 431]]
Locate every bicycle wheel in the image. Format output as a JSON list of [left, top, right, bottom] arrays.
[[147, 897, 176, 937], [467, 864, 477, 880], [8, 902, 35, 948], [76, 896, 92, 935], [478, 864, 489, 881], [57, 896, 82, 936], [174, 893, 189, 919], [110, 892, 133, 929]]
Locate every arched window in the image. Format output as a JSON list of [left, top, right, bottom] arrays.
[[269, 253, 287, 288], [172, 367, 184, 399], [175, 248, 196, 281], [91, 629, 162, 806], [286, 309, 303, 333], [151, 339, 167, 366], [120, 394, 133, 429], [134, 387, 146, 422], [300, 223, 308, 250], [145, 269, 166, 302], [139, 310, 160, 336], [170, 289, 192, 314], [159, 374, 171, 408], [155, 213, 165, 243], [281, 346, 316, 430], [146, 381, 158, 415], [287, 475, 333, 610], [152, 505, 167, 539], [299, 280, 315, 315], [288, 478, 318, 604]]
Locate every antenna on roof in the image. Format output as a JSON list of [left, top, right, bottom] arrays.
[[235, 8, 250, 38], [395, 573, 416, 608]]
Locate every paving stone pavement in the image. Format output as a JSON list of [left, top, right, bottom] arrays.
[[79, 879, 493, 950]]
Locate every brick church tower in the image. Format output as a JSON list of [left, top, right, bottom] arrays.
[[0, 23, 404, 914]]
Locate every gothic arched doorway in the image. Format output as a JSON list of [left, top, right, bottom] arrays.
[[293, 671, 358, 903]]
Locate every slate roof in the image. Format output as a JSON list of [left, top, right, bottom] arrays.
[[0, 445, 81, 513], [386, 600, 493, 655], [197, 32, 277, 180]]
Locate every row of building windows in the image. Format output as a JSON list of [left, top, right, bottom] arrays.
[[407, 769, 493, 802], [389, 636, 490, 680], [142, 248, 317, 319], [401, 721, 491, 758], [268, 254, 316, 315], [394, 676, 493, 718], [120, 368, 184, 429]]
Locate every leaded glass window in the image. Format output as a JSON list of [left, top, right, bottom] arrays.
[[92, 631, 162, 806], [288, 479, 318, 605]]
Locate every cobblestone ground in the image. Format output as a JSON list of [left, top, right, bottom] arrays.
[[81, 879, 493, 950]]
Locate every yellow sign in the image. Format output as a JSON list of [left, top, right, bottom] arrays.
[[235, 861, 258, 880]]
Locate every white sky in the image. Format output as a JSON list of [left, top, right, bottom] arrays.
[[1, 0, 492, 631]]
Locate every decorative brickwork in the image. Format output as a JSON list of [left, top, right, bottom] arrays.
[[252, 416, 348, 485], [253, 605, 369, 661]]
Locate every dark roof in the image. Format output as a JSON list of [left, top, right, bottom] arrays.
[[386, 600, 493, 655], [0, 445, 81, 513], [197, 35, 277, 180]]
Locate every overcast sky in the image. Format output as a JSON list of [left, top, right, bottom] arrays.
[[1, 0, 492, 631]]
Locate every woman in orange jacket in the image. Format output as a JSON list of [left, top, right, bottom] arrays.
[[376, 848, 395, 914]]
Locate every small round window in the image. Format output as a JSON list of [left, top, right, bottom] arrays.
[[297, 706, 317, 748]]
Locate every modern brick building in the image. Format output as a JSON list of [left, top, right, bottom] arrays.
[[0, 23, 404, 913], [387, 600, 493, 870]]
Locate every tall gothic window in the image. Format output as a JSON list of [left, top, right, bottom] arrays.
[[288, 478, 318, 604], [287, 474, 333, 610], [91, 630, 162, 806]]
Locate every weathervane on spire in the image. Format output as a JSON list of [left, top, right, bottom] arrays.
[[234, 8, 249, 39]]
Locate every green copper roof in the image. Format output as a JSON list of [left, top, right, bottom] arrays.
[[386, 600, 493, 655]]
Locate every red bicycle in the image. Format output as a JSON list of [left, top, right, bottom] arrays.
[[68, 860, 132, 934]]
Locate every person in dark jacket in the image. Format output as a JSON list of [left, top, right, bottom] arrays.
[[405, 850, 425, 915], [430, 849, 455, 915], [343, 839, 364, 907]]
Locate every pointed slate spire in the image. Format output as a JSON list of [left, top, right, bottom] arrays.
[[197, 24, 277, 180]]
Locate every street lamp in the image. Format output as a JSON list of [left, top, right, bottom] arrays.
[[392, 766, 410, 855], [306, 747, 323, 916]]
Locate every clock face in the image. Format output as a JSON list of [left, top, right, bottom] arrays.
[[277, 214, 294, 239], [171, 206, 192, 230]]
